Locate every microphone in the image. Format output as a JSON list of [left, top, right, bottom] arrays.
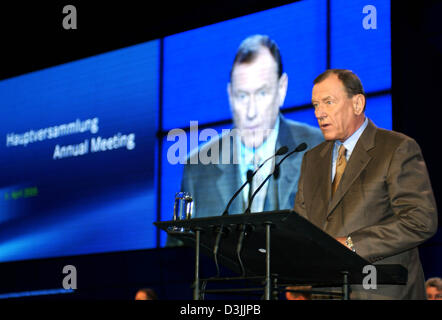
[[246, 169, 254, 205], [234, 142, 307, 276], [244, 142, 307, 214], [214, 146, 288, 277], [221, 145, 288, 216]]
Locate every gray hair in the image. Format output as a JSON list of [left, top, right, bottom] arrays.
[[425, 277, 442, 291]]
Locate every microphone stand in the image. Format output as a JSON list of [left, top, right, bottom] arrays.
[[213, 146, 288, 278], [236, 142, 307, 277], [245, 142, 307, 214]]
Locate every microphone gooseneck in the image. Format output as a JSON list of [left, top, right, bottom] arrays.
[[221, 145, 288, 216], [215, 146, 288, 277], [246, 169, 253, 204], [235, 144, 304, 277], [245, 142, 307, 214]]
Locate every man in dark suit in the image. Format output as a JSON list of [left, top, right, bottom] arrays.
[[294, 69, 438, 299], [169, 35, 323, 229]]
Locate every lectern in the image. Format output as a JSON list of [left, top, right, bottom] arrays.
[[155, 210, 407, 300]]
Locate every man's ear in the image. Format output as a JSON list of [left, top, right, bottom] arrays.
[[353, 94, 365, 115], [278, 73, 288, 107]]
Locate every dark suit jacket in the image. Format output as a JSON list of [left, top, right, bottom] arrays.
[[294, 119, 438, 299], [181, 114, 324, 218]]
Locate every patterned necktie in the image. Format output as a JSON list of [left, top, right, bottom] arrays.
[[332, 145, 347, 196]]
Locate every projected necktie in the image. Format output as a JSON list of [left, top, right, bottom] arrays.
[[250, 154, 267, 213], [332, 145, 347, 197]]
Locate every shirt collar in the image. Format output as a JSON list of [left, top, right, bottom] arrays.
[[335, 117, 368, 157], [238, 117, 280, 169]]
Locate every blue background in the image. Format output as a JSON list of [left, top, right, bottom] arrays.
[[0, 41, 159, 262]]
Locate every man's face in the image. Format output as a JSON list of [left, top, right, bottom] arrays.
[[426, 286, 442, 300], [312, 74, 364, 141], [228, 47, 287, 148]]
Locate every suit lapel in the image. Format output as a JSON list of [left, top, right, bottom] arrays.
[[308, 141, 333, 226], [326, 120, 377, 217], [319, 141, 333, 201], [215, 131, 243, 214], [215, 162, 242, 213]]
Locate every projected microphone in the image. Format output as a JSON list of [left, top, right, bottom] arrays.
[[221, 145, 288, 216], [244, 142, 307, 214]]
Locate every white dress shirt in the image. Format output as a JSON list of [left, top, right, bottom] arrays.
[[332, 117, 368, 182], [236, 118, 280, 211]]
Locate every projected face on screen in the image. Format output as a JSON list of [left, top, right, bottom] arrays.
[[228, 46, 288, 149]]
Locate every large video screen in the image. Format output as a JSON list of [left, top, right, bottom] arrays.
[[0, 41, 159, 262], [0, 0, 391, 261]]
